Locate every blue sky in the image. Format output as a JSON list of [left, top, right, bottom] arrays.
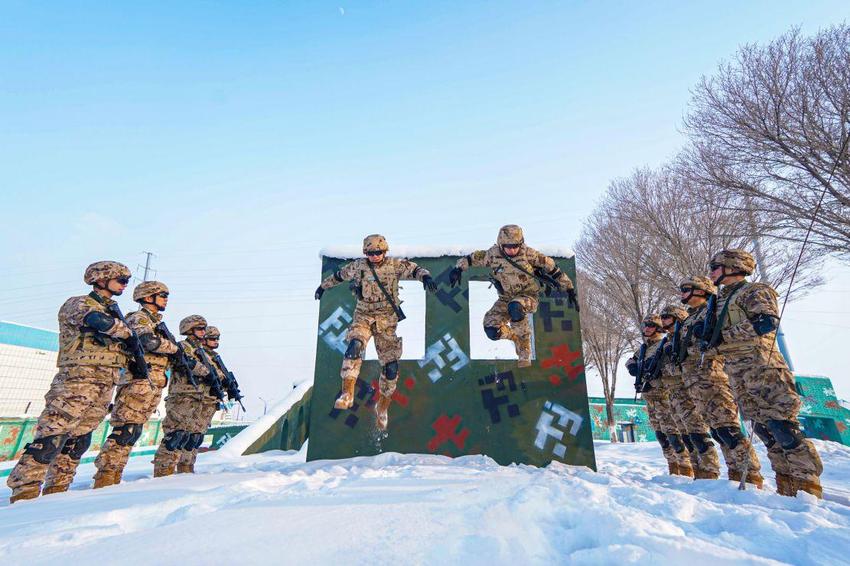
[[2, 1, 849, 412]]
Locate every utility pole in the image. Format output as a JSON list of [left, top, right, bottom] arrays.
[[138, 251, 157, 282]]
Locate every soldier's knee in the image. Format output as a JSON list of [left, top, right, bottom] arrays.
[[507, 301, 525, 322], [62, 432, 93, 460], [344, 339, 364, 360], [751, 422, 775, 448], [709, 428, 722, 445], [484, 326, 502, 341], [715, 426, 743, 449], [654, 430, 670, 450], [766, 419, 804, 450], [163, 430, 187, 451], [667, 434, 686, 453], [182, 432, 203, 451], [22, 434, 69, 465], [108, 423, 144, 447], [383, 361, 399, 380], [681, 434, 695, 453], [689, 432, 713, 454]]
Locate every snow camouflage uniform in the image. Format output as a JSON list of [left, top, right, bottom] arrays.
[[152, 315, 214, 477], [177, 326, 226, 473], [708, 249, 823, 498], [93, 282, 178, 488], [678, 276, 763, 487], [659, 304, 721, 480], [627, 315, 693, 477], [453, 225, 575, 367], [318, 235, 433, 430], [7, 262, 134, 503]]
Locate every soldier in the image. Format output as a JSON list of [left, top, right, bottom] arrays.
[[315, 234, 437, 430], [6, 261, 145, 503], [627, 315, 693, 477], [677, 276, 763, 487], [702, 249, 823, 498], [152, 315, 215, 477], [175, 325, 230, 474], [448, 225, 577, 368], [92, 281, 178, 488], [659, 304, 721, 480]]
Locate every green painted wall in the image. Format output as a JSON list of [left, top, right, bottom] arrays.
[[307, 254, 596, 470], [241, 387, 312, 455]]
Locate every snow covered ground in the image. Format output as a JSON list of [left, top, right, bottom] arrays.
[[0, 440, 848, 565]]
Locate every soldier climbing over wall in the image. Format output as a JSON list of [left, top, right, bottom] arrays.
[[315, 234, 437, 430], [449, 225, 577, 368]]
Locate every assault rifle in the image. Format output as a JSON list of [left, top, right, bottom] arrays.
[[195, 345, 227, 402], [103, 302, 151, 386], [155, 322, 199, 390], [497, 249, 579, 310], [698, 294, 718, 368], [632, 343, 648, 401], [211, 353, 246, 412]]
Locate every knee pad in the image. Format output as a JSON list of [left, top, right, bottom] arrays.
[[344, 339, 363, 360], [484, 326, 501, 341], [667, 433, 686, 453], [689, 432, 713, 454], [383, 361, 399, 381], [709, 428, 722, 445], [164, 430, 187, 451], [715, 426, 743, 450], [654, 430, 670, 450], [766, 419, 804, 450], [507, 301, 525, 322], [23, 434, 68, 465], [681, 434, 695, 453], [108, 423, 144, 447], [182, 433, 198, 451], [62, 432, 93, 460], [753, 422, 776, 448], [193, 432, 205, 449]]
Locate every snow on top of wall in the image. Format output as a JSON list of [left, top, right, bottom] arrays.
[[210, 379, 312, 460], [319, 245, 575, 259]]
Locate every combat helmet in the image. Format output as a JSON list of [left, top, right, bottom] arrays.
[[661, 304, 688, 323], [497, 225, 524, 247], [179, 315, 207, 335], [642, 314, 663, 331], [133, 281, 169, 303], [205, 326, 221, 340], [709, 249, 755, 276], [84, 261, 131, 285], [363, 234, 389, 255], [679, 275, 717, 296]]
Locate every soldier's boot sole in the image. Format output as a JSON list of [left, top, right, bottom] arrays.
[[92, 471, 122, 489], [334, 378, 357, 410], [9, 486, 40, 504], [41, 484, 69, 496], [375, 395, 392, 431]]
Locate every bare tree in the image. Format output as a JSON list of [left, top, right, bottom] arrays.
[[577, 270, 631, 442], [684, 25, 850, 261]]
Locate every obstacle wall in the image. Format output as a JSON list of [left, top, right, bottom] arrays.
[[308, 251, 596, 470]]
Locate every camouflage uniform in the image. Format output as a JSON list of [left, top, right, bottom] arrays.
[[677, 276, 762, 487], [318, 235, 433, 429], [708, 249, 823, 498], [152, 315, 215, 477], [453, 225, 575, 367], [627, 316, 693, 477], [659, 304, 720, 479], [93, 281, 178, 488], [177, 326, 226, 473], [6, 262, 134, 503]]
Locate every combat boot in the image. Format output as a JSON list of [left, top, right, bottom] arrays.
[[41, 484, 69, 496], [694, 466, 720, 480], [775, 473, 796, 496], [154, 465, 175, 478], [667, 461, 678, 475], [795, 477, 823, 499], [513, 332, 533, 368], [677, 460, 695, 478], [9, 486, 40, 504], [334, 377, 357, 410], [177, 463, 194, 474], [92, 471, 121, 489], [375, 376, 396, 431]]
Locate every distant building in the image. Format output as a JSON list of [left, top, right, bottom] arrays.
[[589, 375, 850, 446], [0, 321, 59, 416]]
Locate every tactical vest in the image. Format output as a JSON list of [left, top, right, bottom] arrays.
[[58, 295, 128, 368], [355, 260, 401, 307], [128, 309, 170, 370], [716, 283, 757, 351]]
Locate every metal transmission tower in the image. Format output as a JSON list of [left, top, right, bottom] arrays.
[[137, 251, 157, 283]]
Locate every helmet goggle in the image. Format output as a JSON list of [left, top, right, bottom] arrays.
[[115, 276, 131, 285], [642, 321, 660, 329], [365, 250, 385, 257]]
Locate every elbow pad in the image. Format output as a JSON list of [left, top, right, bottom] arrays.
[[626, 361, 638, 377], [750, 314, 779, 336], [139, 333, 162, 353], [83, 311, 116, 333]]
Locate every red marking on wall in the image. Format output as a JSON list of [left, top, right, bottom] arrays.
[[427, 414, 470, 452], [825, 401, 840, 409], [541, 344, 581, 370], [404, 377, 415, 390], [837, 422, 847, 433], [549, 374, 562, 386]]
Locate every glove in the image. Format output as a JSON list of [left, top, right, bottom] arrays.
[[626, 361, 638, 377], [422, 275, 438, 293], [663, 342, 673, 357], [314, 286, 324, 300], [449, 267, 463, 288], [566, 289, 580, 312]]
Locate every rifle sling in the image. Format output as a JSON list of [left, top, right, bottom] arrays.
[[366, 261, 405, 320]]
